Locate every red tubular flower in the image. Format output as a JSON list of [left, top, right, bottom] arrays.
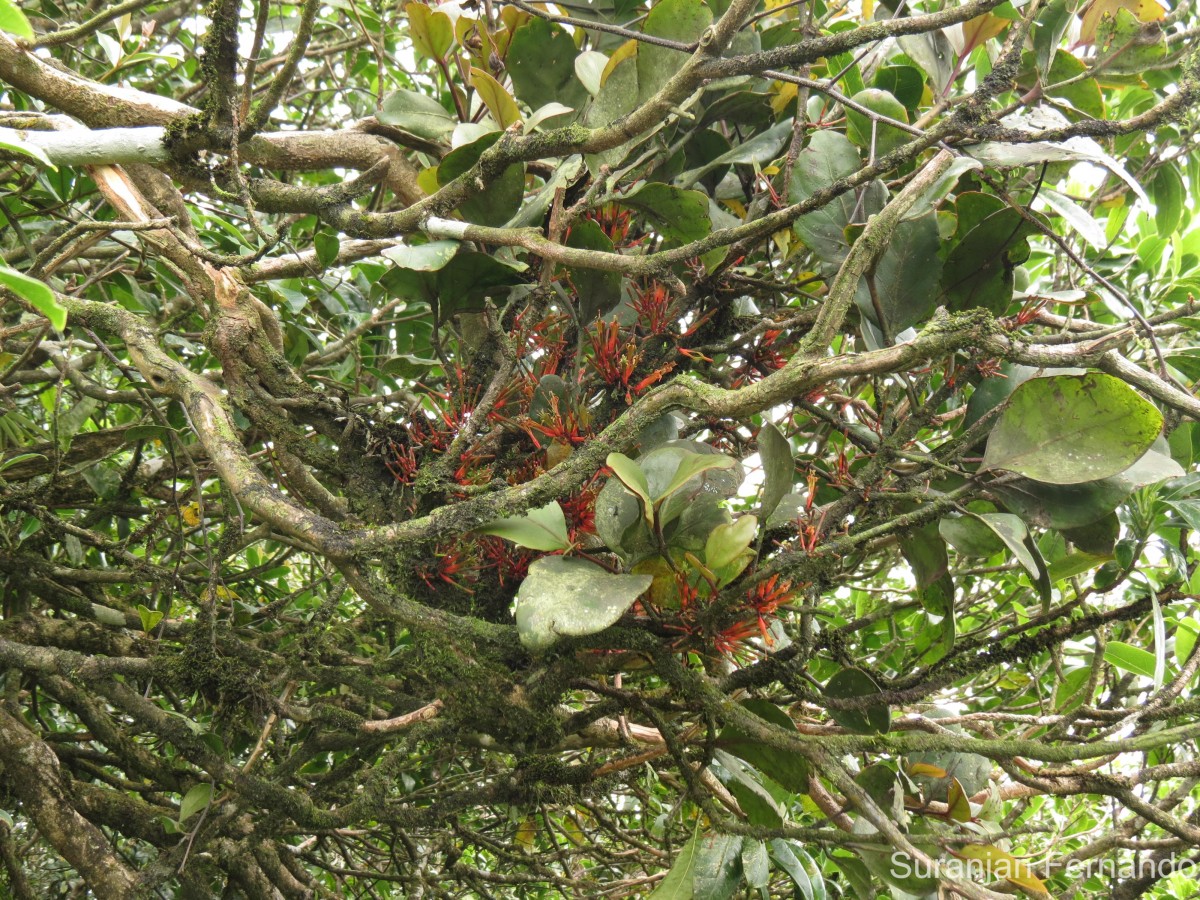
[[631, 282, 676, 336], [416, 542, 479, 594]]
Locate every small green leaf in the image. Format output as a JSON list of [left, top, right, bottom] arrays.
[[471, 67, 522, 128], [476, 501, 572, 552], [179, 783, 213, 824], [649, 827, 700, 899], [514, 557, 651, 650], [607, 452, 653, 526], [982, 373, 1163, 484], [1046, 551, 1110, 583], [137, 604, 164, 633], [705, 515, 757, 572], [637, 0, 712, 103], [769, 840, 824, 900], [0, 132, 55, 167], [1104, 640, 1158, 679], [657, 453, 736, 504], [620, 183, 713, 247], [757, 422, 793, 521], [0, 0, 34, 40], [159, 815, 182, 835], [506, 18, 588, 112], [314, 231, 340, 267], [0, 265, 66, 330], [406, 2, 453, 60], [382, 240, 460, 272], [378, 88, 456, 140], [843, 88, 910, 157]]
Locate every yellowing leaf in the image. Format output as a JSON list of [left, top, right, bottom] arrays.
[[955, 844, 1051, 896], [516, 816, 537, 853], [181, 503, 201, 527], [770, 80, 798, 115], [946, 776, 972, 822], [723, 199, 747, 218], [471, 67, 522, 128], [961, 13, 1010, 54], [601, 39, 638, 86], [907, 762, 948, 778], [1078, 0, 1164, 44], [406, 2, 453, 61], [417, 165, 440, 196]]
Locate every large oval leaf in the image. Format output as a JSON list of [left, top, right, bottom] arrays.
[[982, 373, 1162, 484], [514, 557, 651, 651]]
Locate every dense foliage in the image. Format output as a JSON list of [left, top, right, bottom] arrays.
[[1, 0, 1200, 895]]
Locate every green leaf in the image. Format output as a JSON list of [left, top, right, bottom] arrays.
[[939, 207, 1038, 314], [940, 513, 1006, 557], [714, 750, 785, 827], [0, 265, 66, 330], [620, 183, 712, 247], [649, 828, 700, 899], [899, 521, 954, 616], [1061, 513, 1120, 555], [757, 422, 793, 522], [476, 501, 572, 551], [1039, 188, 1108, 250], [406, 2, 453, 61], [378, 88, 456, 140], [137, 604, 165, 633], [575, 50, 607, 97], [769, 840, 824, 900], [692, 832, 743, 900], [824, 668, 891, 735], [855, 209, 943, 343], [438, 133, 525, 227], [1104, 640, 1158, 679], [0, 0, 33, 40], [740, 840, 769, 890], [637, 0, 712, 103], [382, 240, 460, 272], [715, 699, 811, 794], [704, 515, 757, 572], [656, 451, 736, 504], [0, 131, 55, 167], [1046, 551, 1110, 583], [982, 373, 1163, 484], [471, 67, 522, 128], [433, 250, 525, 318], [674, 120, 792, 189], [791, 131, 879, 270], [946, 776, 972, 821], [584, 56, 639, 172], [1153, 163, 1186, 237], [564, 218, 622, 322], [314, 231, 340, 267], [843, 88, 910, 157], [1176, 617, 1200, 666], [607, 452, 653, 526], [514, 557, 651, 650], [506, 18, 588, 113], [179, 783, 213, 824], [945, 512, 1047, 590]]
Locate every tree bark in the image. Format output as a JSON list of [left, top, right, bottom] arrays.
[[0, 706, 138, 899]]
